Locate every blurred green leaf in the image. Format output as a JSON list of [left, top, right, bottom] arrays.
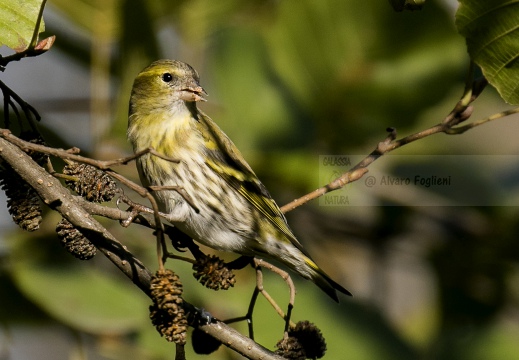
[[456, 0, 519, 104], [0, 0, 45, 51], [11, 261, 148, 334]]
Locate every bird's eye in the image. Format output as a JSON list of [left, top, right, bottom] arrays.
[[162, 73, 173, 83]]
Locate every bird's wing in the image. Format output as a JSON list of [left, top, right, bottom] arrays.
[[197, 111, 309, 255]]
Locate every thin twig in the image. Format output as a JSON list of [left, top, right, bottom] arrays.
[[280, 168, 368, 213], [445, 107, 519, 134], [247, 287, 260, 340], [221, 257, 298, 340], [117, 193, 179, 225], [175, 343, 186, 360], [51, 172, 79, 182], [3, 91, 9, 128], [164, 252, 197, 265], [7, 97, 21, 123], [0, 131, 166, 169], [156, 228, 165, 273], [0, 81, 40, 131], [253, 259, 297, 329]]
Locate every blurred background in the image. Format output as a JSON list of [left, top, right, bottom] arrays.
[[2, 0, 519, 359]]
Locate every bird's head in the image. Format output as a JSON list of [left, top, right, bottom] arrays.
[[129, 59, 207, 114]]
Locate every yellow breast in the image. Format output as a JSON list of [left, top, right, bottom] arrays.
[[128, 108, 204, 182]]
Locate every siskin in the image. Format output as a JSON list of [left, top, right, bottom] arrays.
[[128, 60, 351, 302]]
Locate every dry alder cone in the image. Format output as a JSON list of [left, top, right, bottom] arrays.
[[56, 218, 97, 260], [63, 162, 117, 203], [0, 166, 42, 232], [192, 254, 236, 290], [0, 131, 49, 232], [149, 269, 187, 345], [275, 321, 327, 360]]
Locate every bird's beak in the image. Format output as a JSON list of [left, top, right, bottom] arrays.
[[180, 85, 208, 102]]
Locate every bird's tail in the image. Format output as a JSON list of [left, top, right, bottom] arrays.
[[304, 257, 352, 302]]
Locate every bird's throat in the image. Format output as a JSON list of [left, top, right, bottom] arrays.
[[128, 103, 201, 160]]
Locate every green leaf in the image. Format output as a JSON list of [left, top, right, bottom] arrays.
[[0, 0, 46, 52], [12, 262, 148, 334], [456, 0, 519, 104]]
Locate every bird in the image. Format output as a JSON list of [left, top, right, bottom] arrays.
[[127, 59, 351, 302]]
